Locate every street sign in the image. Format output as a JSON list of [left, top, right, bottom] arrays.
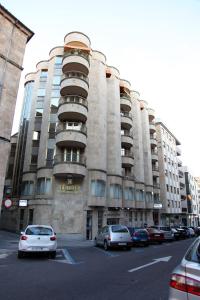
[[19, 200, 28, 207], [4, 199, 12, 209]]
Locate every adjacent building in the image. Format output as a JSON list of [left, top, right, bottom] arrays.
[[0, 4, 33, 213], [156, 121, 182, 226], [0, 31, 163, 239]]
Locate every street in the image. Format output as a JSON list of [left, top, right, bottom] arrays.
[[0, 231, 195, 300]]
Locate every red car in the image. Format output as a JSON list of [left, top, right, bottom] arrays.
[[146, 228, 164, 244]]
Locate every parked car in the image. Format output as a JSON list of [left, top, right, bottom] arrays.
[[172, 227, 188, 239], [169, 237, 200, 299], [188, 227, 196, 237], [150, 226, 174, 242], [95, 225, 132, 250], [18, 225, 57, 259], [171, 228, 182, 240], [194, 227, 200, 236], [146, 228, 164, 244], [127, 227, 149, 246]]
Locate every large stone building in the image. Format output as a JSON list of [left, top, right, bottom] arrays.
[[1, 31, 163, 239], [0, 4, 33, 213]]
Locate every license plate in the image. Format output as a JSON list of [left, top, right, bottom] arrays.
[[154, 235, 160, 237], [118, 243, 126, 245]]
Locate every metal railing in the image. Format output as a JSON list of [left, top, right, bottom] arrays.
[[59, 95, 88, 107], [121, 151, 134, 157], [54, 154, 86, 165], [121, 129, 133, 137], [62, 71, 89, 83], [56, 123, 87, 134], [120, 93, 131, 100], [63, 50, 90, 63], [120, 111, 132, 119]]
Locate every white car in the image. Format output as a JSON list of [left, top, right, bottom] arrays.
[[18, 225, 57, 259], [169, 237, 200, 299]]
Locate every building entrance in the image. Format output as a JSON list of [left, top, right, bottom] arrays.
[[107, 218, 119, 225]]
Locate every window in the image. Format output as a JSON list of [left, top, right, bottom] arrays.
[[40, 70, 48, 78], [36, 178, 51, 195], [21, 181, 34, 195], [146, 192, 152, 202], [33, 131, 40, 140], [55, 56, 62, 65], [52, 76, 61, 85], [37, 88, 46, 97], [63, 148, 80, 162], [35, 108, 43, 117], [124, 187, 134, 201], [28, 209, 34, 225], [154, 193, 160, 203], [136, 190, 144, 201], [51, 90, 60, 97], [110, 184, 122, 199], [31, 155, 38, 164], [65, 122, 82, 130], [51, 97, 59, 108], [90, 180, 106, 197]]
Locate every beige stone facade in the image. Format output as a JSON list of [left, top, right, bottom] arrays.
[[0, 4, 33, 213], [1, 32, 162, 239]]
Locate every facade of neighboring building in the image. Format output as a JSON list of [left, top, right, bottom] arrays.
[[156, 121, 182, 226], [1, 32, 162, 238], [0, 4, 33, 213], [180, 168, 199, 227]]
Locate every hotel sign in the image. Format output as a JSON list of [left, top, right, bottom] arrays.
[[154, 203, 162, 209], [60, 184, 80, 193]]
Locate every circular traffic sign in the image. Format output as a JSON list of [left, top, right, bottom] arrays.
[[4, 199, 12, 208]]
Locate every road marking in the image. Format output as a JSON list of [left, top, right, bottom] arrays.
[[133, 249, 144, 253], [128, 256, 172, 273], [94, 247, 119, 257], [0, 254, 9, 259]]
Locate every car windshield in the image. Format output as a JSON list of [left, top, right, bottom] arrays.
[[111, 225, 128, 233], [185, 239, 200, 263], [25, 226, 53, 236]]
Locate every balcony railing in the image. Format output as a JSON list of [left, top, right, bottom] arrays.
[[59, 95, 88, 108], [54, 154, 86, 165], [152, 166, 159, 171], [121, 130, 133, 137], [120, 111, 132, 119], [120, 93, 131, 100], [63, 50, 90, 63], [56, 123, 87, 135], [153, 183, 160, 189], [62, 71, 89, 84], [121, 151, 134, 157]]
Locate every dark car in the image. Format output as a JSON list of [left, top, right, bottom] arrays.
[[173, 227, 188, 239], [127, 227, 149, 246], [146, 228, 164, 244]]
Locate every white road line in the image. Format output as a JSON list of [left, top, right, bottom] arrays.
[[0, 254, 9, 259], [62, 248, 77, 264], [94, 247, 119, 257]]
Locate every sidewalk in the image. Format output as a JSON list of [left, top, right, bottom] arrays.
[[0, 230, 94, 248]]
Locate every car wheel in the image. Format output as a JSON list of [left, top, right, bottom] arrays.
[[49, 251, 56, 259], [17, 251, 24, 259], [104, 240, 109, 251]]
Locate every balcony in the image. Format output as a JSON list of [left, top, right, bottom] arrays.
[[150, 134, 157, 147], [121, 131, 133, 148], [120, 112, 133, 129], [177, 158, 182, 167], [179, 170, 184, 178], [153, 184, 160, 193], [152, 166, 159, 177], [58, 96, 88, 122], [60, 72, 89, 98], [56, 124, 87, 148], [53, 155, 86, 178], [62, 52, 90, 76], [151, 150, 158, 161], [121, 152, 134, 167], [120, 93, 132, 112], [148, 108, 155, 121], [149, 122, 156, 133]]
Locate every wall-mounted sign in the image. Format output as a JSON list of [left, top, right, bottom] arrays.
[[19, 200, 28, 207], [60, 184, 80, 193], [4, 199, 12, 208], [154, 203, 162, 209]]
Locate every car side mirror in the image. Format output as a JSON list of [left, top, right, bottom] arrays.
[[20, 231, 24, 235]]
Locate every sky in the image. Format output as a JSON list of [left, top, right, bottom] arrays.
[[1, 0, 200, 176]]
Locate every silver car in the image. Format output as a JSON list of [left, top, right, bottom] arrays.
[[169, 237, 200, 299], [95, 225, 132, 250]]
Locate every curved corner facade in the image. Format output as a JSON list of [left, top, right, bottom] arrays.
[[2, 32, 162, 238]]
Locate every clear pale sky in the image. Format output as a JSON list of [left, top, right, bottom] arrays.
[[1, 0, 200, 176]]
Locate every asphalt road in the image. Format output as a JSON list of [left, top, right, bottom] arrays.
[[0, 231, 196, 300]]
